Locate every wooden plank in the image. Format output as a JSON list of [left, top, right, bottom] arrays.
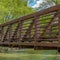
[[0, 42, 59, 47]]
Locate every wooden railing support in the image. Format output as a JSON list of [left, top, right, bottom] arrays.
[[34, 17, 40, 50]]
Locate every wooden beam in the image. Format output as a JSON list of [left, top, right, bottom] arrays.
[[0, 42, 59, 47], [8, 25, 12, 41], [18, 21, 23, 41], [34, 17, 41, 50]]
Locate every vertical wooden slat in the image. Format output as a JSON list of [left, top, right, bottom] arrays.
[[18, 21, 23, 42], [34, 17, 40, 49], [8, 25, 12, 42]]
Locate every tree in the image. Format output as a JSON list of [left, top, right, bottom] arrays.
[[0, 0, 34, 24]]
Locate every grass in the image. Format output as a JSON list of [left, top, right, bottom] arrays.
[[0, 49, 60, 60]]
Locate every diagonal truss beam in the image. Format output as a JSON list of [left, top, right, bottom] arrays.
[[23, 17, 40, 39], [2, 25, 12, 41], [40, 11, 60, 37], [22, 19, 35, 39], [11, 22, 22, 41]]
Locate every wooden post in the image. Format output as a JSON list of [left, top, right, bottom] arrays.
[[8, 25, 12, 42], [34, 17, 40, 50], [18, 21, 23, 49], [18, 21, 23, 41]]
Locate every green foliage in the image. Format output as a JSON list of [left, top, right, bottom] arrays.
[[0, 0, 34, 24], [0, 0, 60, 24]]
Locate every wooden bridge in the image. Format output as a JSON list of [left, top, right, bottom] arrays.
[[0, 4, 60, 52]]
